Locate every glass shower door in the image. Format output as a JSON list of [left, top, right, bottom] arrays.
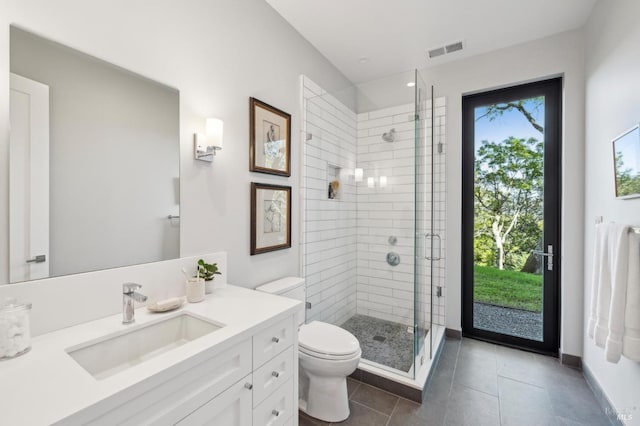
[[414, 70, 432, 364]]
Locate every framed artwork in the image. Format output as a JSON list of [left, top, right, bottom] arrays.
[[249, 97, 291, 177], [612, 124, 640, 199], [250, 182, 292, 255]]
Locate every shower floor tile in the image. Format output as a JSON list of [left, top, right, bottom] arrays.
[[341, 315, 414, 372]]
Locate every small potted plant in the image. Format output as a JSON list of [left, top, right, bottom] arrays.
[[197, 259, 222, 293]]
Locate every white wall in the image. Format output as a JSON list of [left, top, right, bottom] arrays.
[[0, 0, 352, 299], [420, 29, 586, 357], [301, 76, 357, 326], [583, 1, 640, 422]]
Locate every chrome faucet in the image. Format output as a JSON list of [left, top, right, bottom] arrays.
[[122, 283, 147, 324]]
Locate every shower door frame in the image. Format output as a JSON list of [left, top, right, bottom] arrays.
[[414, 72, 436, 368]]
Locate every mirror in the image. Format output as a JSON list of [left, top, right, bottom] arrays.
[[6, 26, 180, 284], [613, 124, 640, 199]]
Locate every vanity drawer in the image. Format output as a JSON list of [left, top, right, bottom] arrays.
[[253, 317, 294, 368], [252, 346, 294, 407], [175, 374, 253, 426], [253, 378, 293, 426]]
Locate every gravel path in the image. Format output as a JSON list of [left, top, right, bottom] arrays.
[[473, 302, 543, 341]]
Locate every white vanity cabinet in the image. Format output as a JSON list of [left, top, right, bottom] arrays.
[[64, 314, 298, 426], [178, 316, 297, 426]]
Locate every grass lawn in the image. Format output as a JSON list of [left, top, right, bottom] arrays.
[[474, 265, 542, 312]]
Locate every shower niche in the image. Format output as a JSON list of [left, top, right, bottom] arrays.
[[326, 164, 341, 200]]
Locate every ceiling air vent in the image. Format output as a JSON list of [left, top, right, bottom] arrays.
[[428, 47, 445, 58], [428, 41, 463, 59], [445, 41, 463, 53]]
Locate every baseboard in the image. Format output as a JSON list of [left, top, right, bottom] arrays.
[[582, 364, 625, 426], [560, 352, 582, 370], [445, 328, 462, 339]]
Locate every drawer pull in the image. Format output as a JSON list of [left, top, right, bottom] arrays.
[[272, 409, 280, 417], [272, 337, 280, 343], [244, 382, 253, 390], [272, 371, 280, 378]]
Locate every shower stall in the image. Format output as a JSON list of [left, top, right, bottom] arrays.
[[300, 70, 446, 392]]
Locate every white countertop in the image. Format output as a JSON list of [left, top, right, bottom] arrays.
[[0, 285, 301, 425]]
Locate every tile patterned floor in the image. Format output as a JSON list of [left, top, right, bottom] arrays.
[[340, 314, 415, 372], [299, 337, 612, 426]]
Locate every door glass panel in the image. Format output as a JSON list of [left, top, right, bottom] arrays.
[[414, 70, 428, 363], [472, 96, 545, 341]]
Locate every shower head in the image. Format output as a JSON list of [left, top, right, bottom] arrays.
[[382, 128, 396, 143]]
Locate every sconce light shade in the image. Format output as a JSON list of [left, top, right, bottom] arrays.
[[194, 118, 224, 162], [206, 118, 223, 150], [379, 176, 387, 188], [354, 168, 363, 182]]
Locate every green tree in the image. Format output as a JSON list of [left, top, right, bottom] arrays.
[[474, 137, 543, 270], [615, 152, 640, 197]]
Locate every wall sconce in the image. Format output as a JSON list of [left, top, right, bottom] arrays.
[[354, 168, 363, 182], [379, 176, 387, 188], [367, 177, 375, 188], [194, 118, 223, 162]]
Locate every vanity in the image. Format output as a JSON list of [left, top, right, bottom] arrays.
[[0, 285, 301, 425]]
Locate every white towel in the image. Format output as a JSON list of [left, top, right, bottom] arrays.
[[604, 225, 631, 362], [588, 223, 609, 340], [622, 233, 640, 361]]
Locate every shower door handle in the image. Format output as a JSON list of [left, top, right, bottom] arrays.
[[425, 234, 441, 261]]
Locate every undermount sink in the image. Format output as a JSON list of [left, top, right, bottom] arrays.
[[66, 312, 224, 380]]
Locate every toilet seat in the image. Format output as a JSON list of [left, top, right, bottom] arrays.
[[299, 345, 362, 361], [299, 321, 360, 360]]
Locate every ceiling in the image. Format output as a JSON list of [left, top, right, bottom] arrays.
[[266, 0, 598, 84]]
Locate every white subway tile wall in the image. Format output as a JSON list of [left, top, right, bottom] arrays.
[[301, 76, 446, 334], [301, 76, 358, 326], [356, 101, 446, 328]]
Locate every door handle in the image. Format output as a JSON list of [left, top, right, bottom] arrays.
[[26, 255, 46, 264], [532, 245, 553, 271], [425, 234, 442, 261]]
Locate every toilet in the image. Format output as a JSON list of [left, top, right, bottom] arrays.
[[256, 277, 361, 423]]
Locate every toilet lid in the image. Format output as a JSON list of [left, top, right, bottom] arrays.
[[299, 321, 360, 357]]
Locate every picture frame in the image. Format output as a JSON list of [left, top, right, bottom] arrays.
[[612, 124, 640, 199], [250, 182, 292, 255], [249, 97, 291, 177]]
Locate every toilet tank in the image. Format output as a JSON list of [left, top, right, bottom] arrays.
[[255, 277, 306, 326]]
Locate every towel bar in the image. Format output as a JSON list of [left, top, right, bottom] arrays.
[[594, 218, 640, 233]]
